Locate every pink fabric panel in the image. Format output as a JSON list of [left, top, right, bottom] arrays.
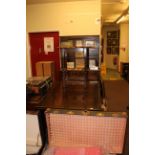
[[46, 114, 126, 154], [54, 147, 101, 155], [85, 147, 102, 155]]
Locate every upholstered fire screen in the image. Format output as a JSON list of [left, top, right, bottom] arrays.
[[45, 109, 127, 154]]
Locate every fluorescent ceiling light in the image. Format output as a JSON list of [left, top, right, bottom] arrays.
[[116, 16, 125, 24], [115, 7, 129, 24], [116, 14, 129, 24]]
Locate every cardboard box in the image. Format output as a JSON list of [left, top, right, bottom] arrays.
[[35, 61, 55, 81], [36, 62, 43, 76], [43, 61, 55, 76]]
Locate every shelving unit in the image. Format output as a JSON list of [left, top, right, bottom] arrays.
[[60, 36, 100, 88], [107, 30, 119, 55]]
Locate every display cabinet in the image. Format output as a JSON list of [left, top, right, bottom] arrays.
[[60, 36, 100, 87]]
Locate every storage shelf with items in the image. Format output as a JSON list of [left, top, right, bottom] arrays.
[[60, 36, 100, 87], [106, 30, 119, 55]]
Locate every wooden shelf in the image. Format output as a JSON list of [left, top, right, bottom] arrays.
[[60, 35, 100, 87], [64, 57, 85, 59], [62, 69, 85, 71], [60, 46, 98, 49]]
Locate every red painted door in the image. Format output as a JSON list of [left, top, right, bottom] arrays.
[[29, 32, 60, 80]]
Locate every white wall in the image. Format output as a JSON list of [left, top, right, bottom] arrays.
[[26, 114, 42, 146], [26, 33, 31, 78], [119, 23, 129, 63], [118, 22, 129, 72], [102, 25, 119, 70], [26, 0, 101, 36], [26, 0, 101, 77]]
